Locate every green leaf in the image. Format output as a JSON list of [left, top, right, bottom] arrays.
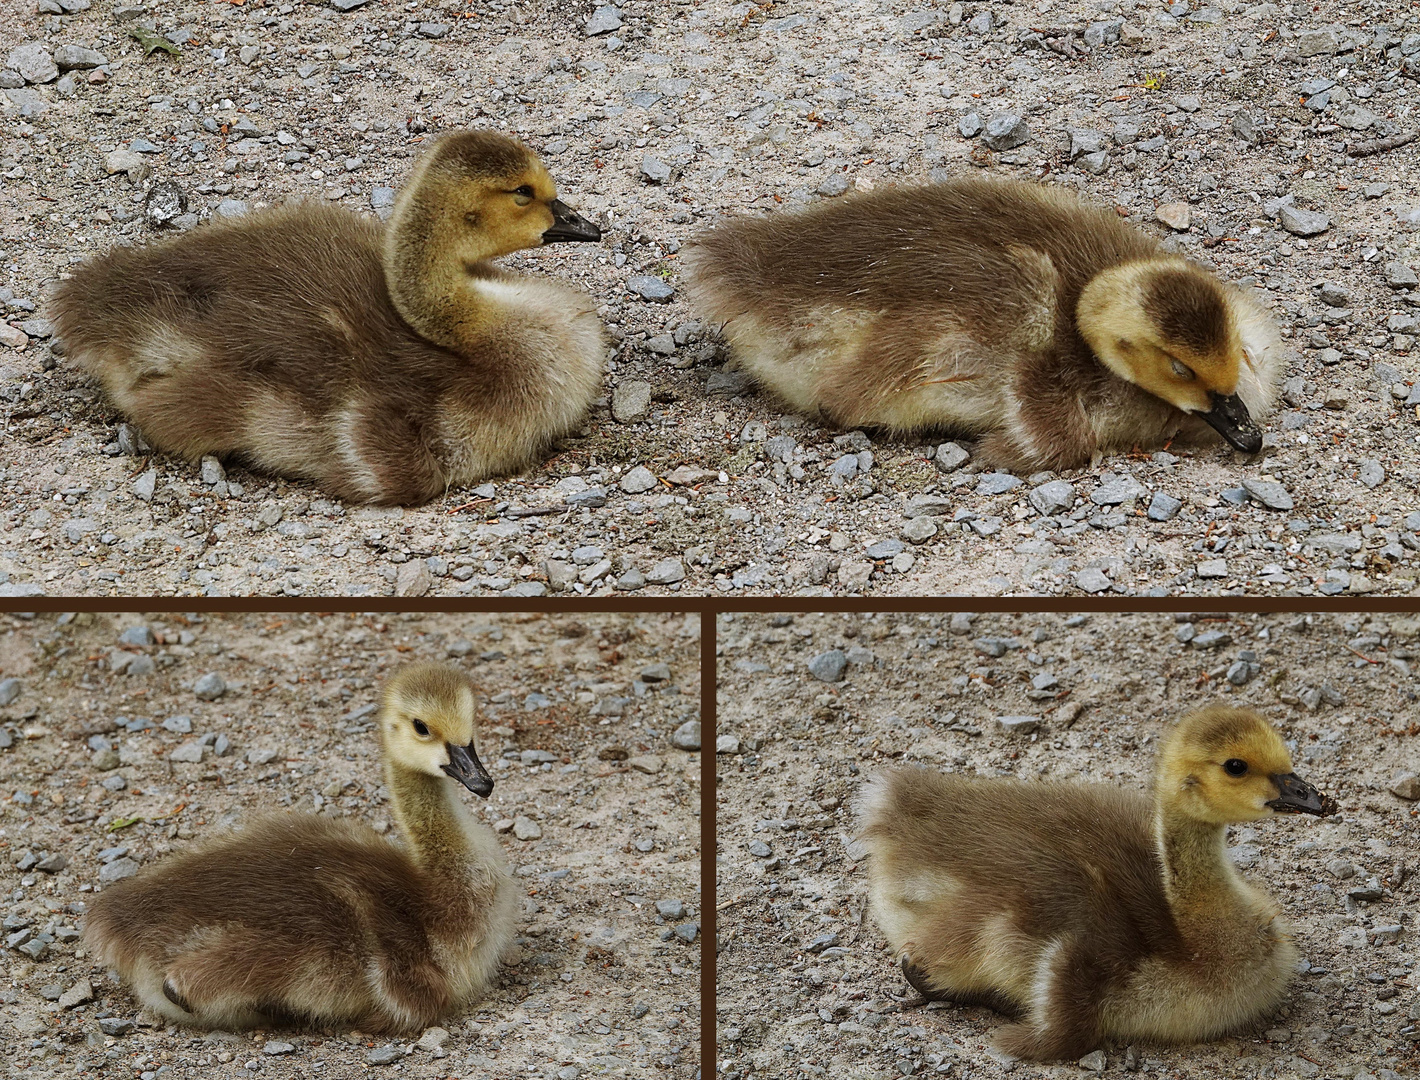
[[106, 815, 141, 832], [128, 27, 180, 59]]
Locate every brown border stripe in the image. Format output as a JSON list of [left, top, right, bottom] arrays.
[[700, 611, 715, 1080]]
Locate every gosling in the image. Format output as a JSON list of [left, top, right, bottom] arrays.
[[53, 130, 604, 505], [83, 663, 517, 1033], [856, 706, 1335, 1060], [683, 179, 1283, 471]]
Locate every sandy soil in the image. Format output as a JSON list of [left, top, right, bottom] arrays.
[[2, 1, 1420, 595], [716, 610, 1417, 1079], [0, 609, 701, 1079]]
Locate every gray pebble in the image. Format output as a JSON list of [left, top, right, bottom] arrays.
[[1358, 459, 1386, 489], [866, 539, 904, 560], [366, 1045, 403, 1066], [193, 672, 226, 700], [627, 275, 674, 302], [1196, 559, 1228, 579], [1191, 629, 1232, 649], [816, 174, 850, 198], [997, 715, 1040, 735], [1242, 479, 1293, 511], [263, 1041, 295, 1055], [145, 180, 188, 228], [131, 469, 158, 502], [981, 113, 1030, 151], [98, 1017, 135, 1036], [640, 155, 672, 184], [7, 43, 57, 85], [646, 558, 685, 585], [614, 568, 646, 591], [670, 720, 700, 751], [1090, 476, 1146, 506], [1030, 479, 1075, 515], [1075, 568, 1111, 593], [655, 898, 686, 920], [619, 465, 657, 494], [934, 442, 969, 472], [512, 816, 543, 841], [99, 857, 140, 883], [1385, 261, 1418, 289], [807, 650, 847, 682], [585, 4, 623, 35], [611, 381, 652, 423], [1147, 491, 1182, 521], [958, 112, 982, 138], [53, 45, 106, 71], [0, 678, 21, 706], [976, 472, 1022, 496], [900, 516, 937, 544], [1279, 205, 1329, 237]]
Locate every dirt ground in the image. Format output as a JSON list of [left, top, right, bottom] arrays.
[[3, 0, 1420, 596], [715, 610, 1417, 1079], [0, 609, 701, 1080]]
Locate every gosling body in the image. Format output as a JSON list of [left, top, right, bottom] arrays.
[[53, 131, 604, 505], [857, 706, 1333, 1060], [684, 180, 1283, 471], [83, 663, 517, 1033]]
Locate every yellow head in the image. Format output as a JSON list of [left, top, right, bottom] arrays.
[[392, 129, 601, 261], [1077, 259, 1263, 454], [379, 662, 493, 797], [1155, 706, 1335, 824]]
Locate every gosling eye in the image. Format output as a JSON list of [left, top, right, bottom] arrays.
[[1223, 758, 1248, 777], [411, 718, 430, 738], [1170, 358, 1195, 381], [511, 184, 534, 206]]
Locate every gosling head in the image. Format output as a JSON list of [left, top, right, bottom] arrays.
[[1156, 706, 1337, 825], [380, 662, 494, 798], [399, 129, 601, 260], [1077, 260, 1263, 455]]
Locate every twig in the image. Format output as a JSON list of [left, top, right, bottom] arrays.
[[1346, 645, 1380, 664], [1347, 130, 1418, 157]]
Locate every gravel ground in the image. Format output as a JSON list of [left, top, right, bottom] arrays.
[[715, 610, 1417, 1079], [4, 1, 1420, 596], [0, 609, 702, 1080]]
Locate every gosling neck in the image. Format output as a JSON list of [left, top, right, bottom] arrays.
[[386, 760, 476, 877], [1154, 802, 1256, 947], [382, 191, 497, 354]]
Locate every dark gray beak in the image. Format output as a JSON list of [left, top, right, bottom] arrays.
[[542, 199, 601, 244], [1199, 391, 1263, 454], [442, 742, 494, 798], [1267, 772, 1337, 816]]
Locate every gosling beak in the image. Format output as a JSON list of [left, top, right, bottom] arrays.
[[1266, 772, 1337, 816], [442, 741, 494, 798], [542, 199, 601, 244], [1198, 391, 1263, 455]]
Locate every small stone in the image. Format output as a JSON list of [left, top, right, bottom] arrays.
[[957, 112, 983, 138], [614, 568, 646, 591], [627, 755, 663, 775], [816, 174, 850, 198], [640, 155, 672, 184], [716, 734, 740, 754], [366, 1045, 402, 1066], [1279, 205, 1329, 237], [645, 558, 685, 585], [7, 43, 57, 84], [0, 678, 20, 706], [1075, 568, 1111, 593], [934, 442, 969, 471], [396, 560, 432, 597], [1385, 262, 1419, 289], [901, 516, 937, 543], [1091, 477, 1146, 506], [263, 1041, 295, 1056], [1197, 559, 1228, 579], [1155, 202, 1191, 230], [606, 378, 654, 424], [131, 469, 158, 502], [1030, 479, 1076, 516], [866, 539, 905, 560], [656, 899, 686, 920], [98, 1017, 135, 1036], [1147, 491, 1182, 521], [627, 275, 675, 302], [670, 720, 700, 751], [53, 45, 107, 70], [57, 978, 93, 1010], [1358, 459, 1385, 489], [1191, 629, 1232, 649], [193, 673, 226, 700], [416, 1027, 450, 1053], [620, 465, 658, 494], [976, 472, 1022, 496], [36, 853, 68, 872], [99, 857, 140, 883], [997, 715, 1041, 735], [1080, 1050, 1108, 1073], [1242, 479, 1293, 511], [641, 663, 672, 682], [808, 650, 847, 682], [981, 113, 1029, 151], [169, 742, 204, 763], [585, 4, 622, 35], [144, 180, 188, 228], [807, 931, 841, 953], [512, 816, 543, 841], [1390, 772, 1420, 800]]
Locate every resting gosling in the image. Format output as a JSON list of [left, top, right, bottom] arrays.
[[856, 706, 1335, 1061], [53, 130, 604, 505], [683, 179, 1283, 471], [83, 663, 517, 1033]]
